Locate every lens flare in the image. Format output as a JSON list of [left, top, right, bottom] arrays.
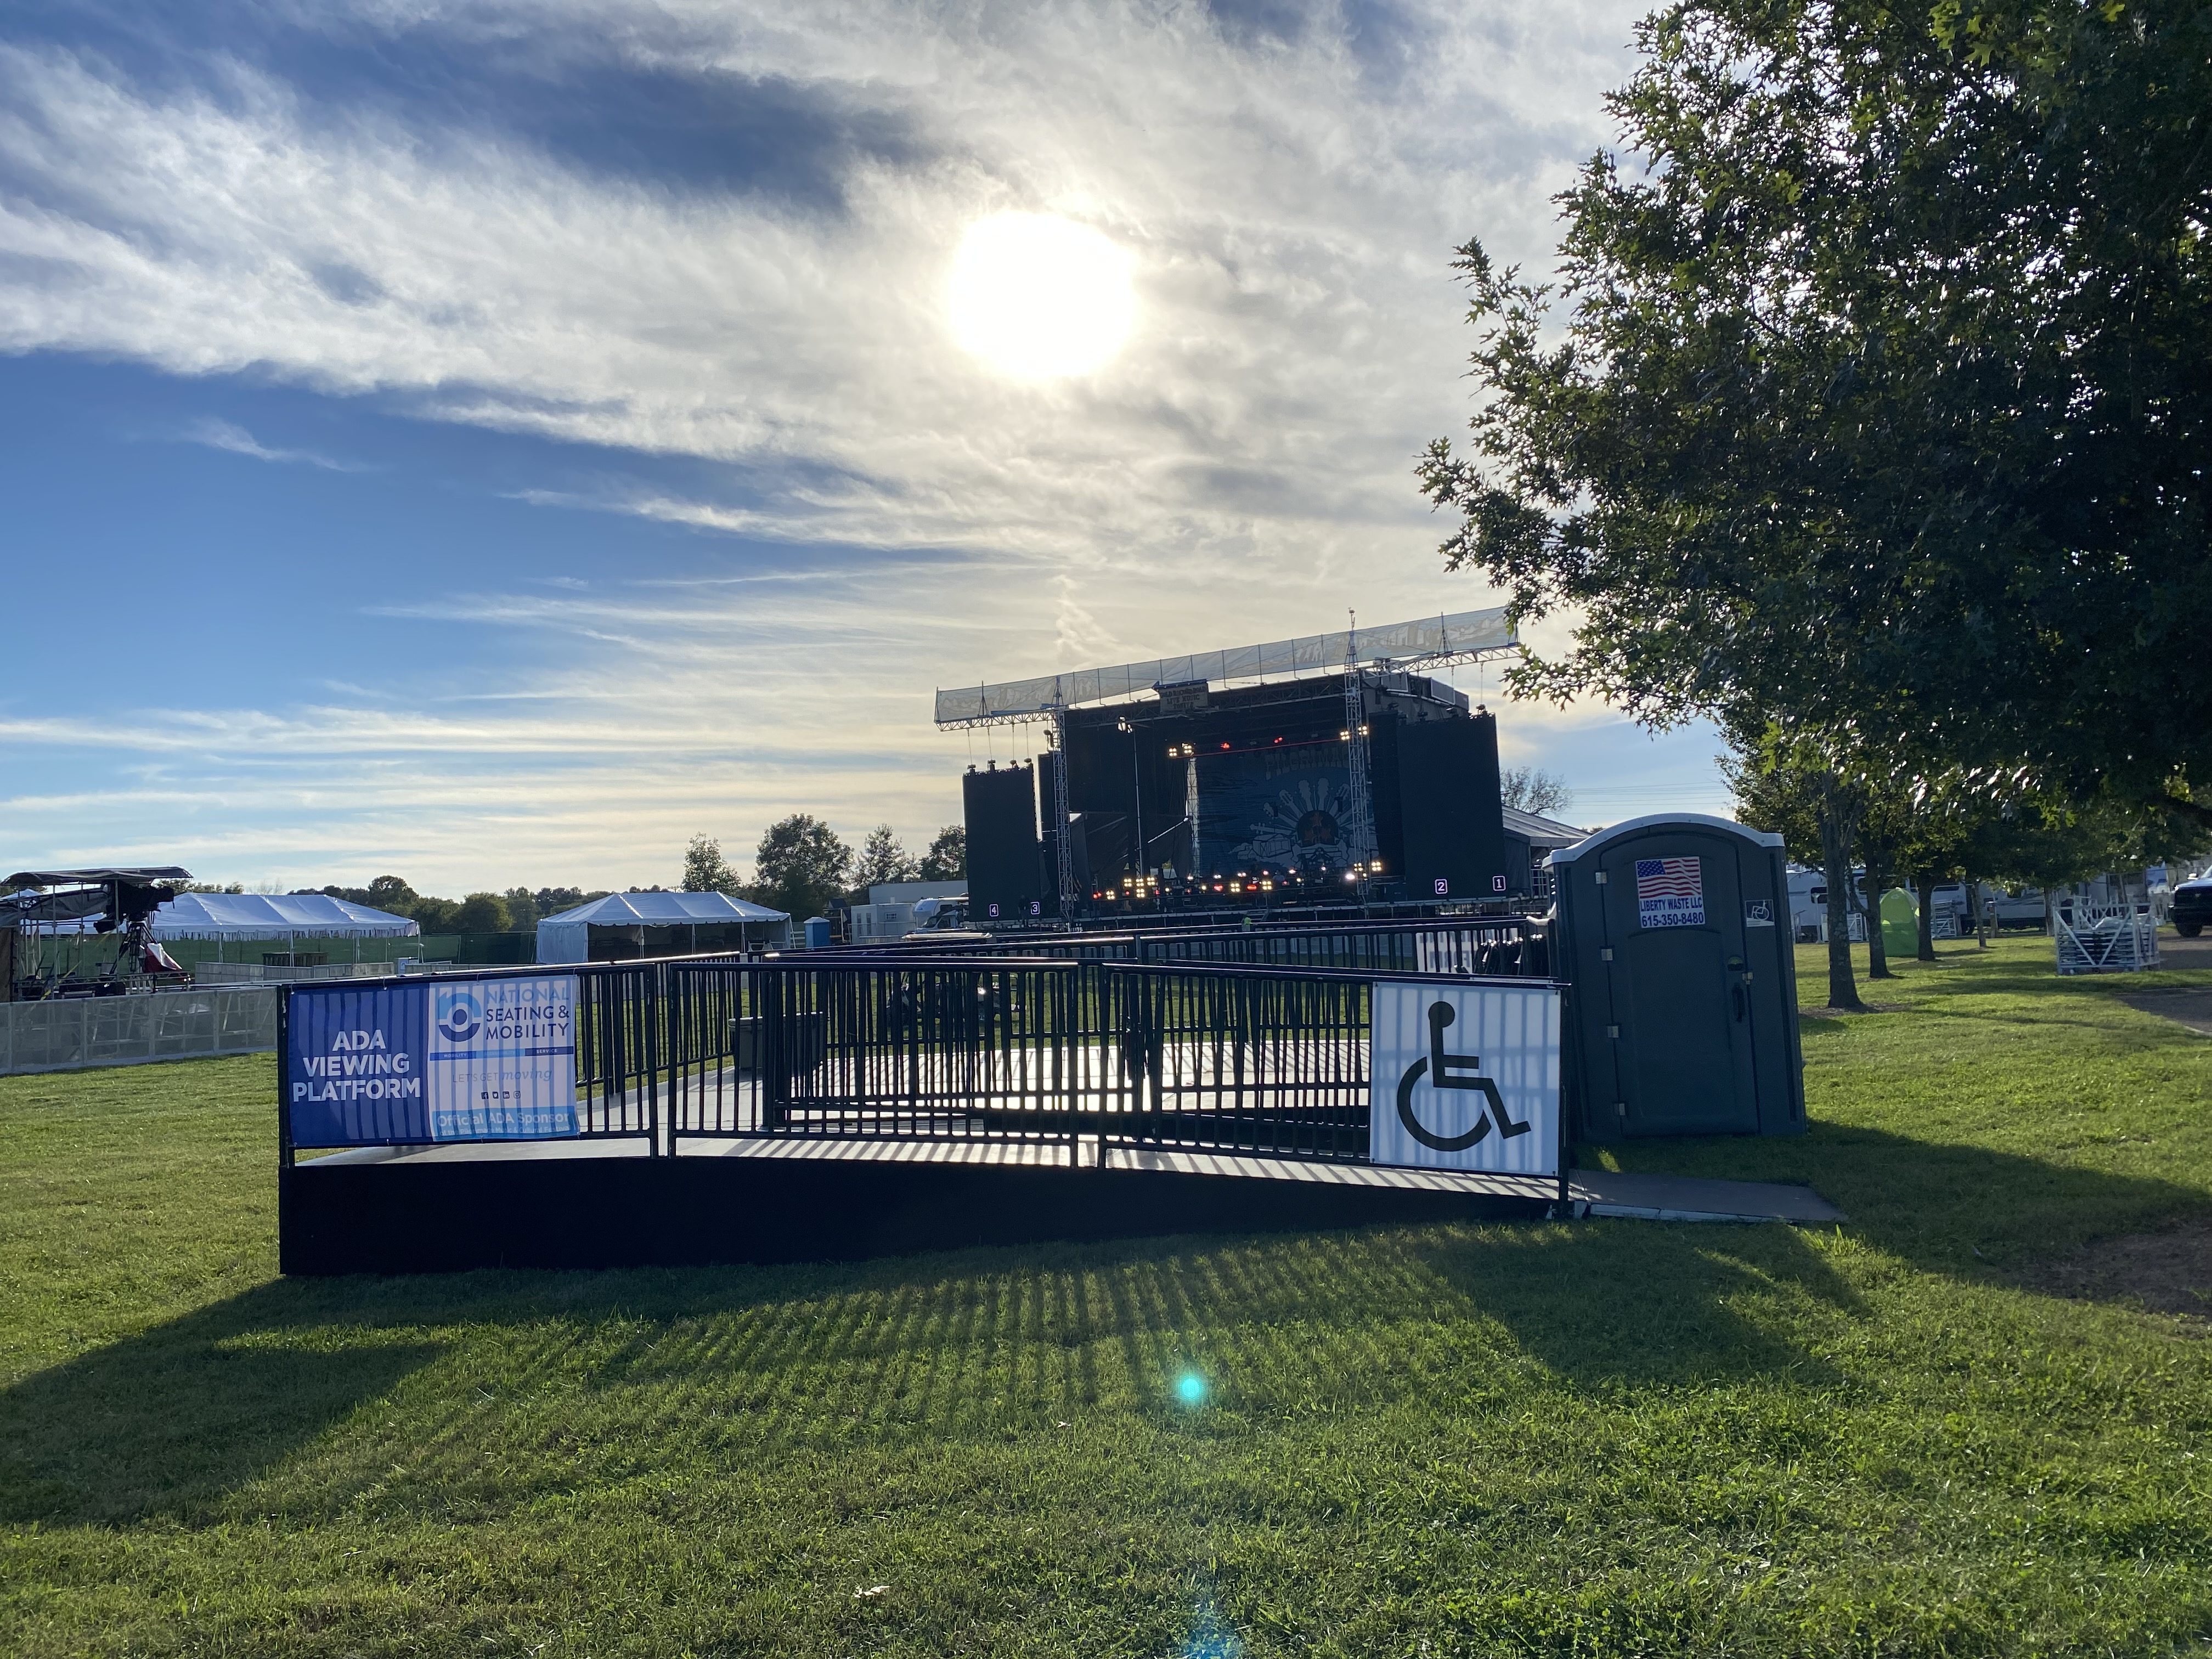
[[1176, 1371, 1207, 1406]]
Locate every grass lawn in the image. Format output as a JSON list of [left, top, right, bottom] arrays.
[[1, 937, 2208, 1657]]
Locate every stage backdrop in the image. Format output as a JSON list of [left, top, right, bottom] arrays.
[[1194, 744, 1360, 880]]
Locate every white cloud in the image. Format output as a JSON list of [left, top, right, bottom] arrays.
[[0, 2, 1715, 886], [180, 415, 363, 470]]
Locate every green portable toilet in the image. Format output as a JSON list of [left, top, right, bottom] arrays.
[[1551, 815, 1807, 1141], [1879, 888, 1918, 958]]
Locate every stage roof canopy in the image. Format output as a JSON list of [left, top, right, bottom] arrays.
[[934, 606, 1515, 727], [151, 892, 420, 939]]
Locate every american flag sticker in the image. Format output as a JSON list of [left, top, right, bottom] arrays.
[[1635, 856, 1705, 928]]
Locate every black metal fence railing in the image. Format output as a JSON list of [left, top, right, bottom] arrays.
[[819, 916, 1550, 978], [1104, 963, 1373, 1161], [666, 960, 1101, 1153], [571, 960, 664, 1139], [283, 938, 1564, 1183]]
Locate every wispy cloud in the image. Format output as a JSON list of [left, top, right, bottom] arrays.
[[0, 2, 1714, 887], [181, 415, 364, 470]]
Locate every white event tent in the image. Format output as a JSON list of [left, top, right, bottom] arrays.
[[537, 891, 791, 964], [151, 893, 420, 941]]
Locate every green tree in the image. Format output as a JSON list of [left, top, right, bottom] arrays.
[[1499, 768, 1573, 818], [455, 893, 510, 933], [852, 825, 921, 893], [411, 896, 464, 934], [360, 876, 419, 913], [918, 825, 966, 883], [752, 816, 852, 921], [1966, 792, 2211, 910], [1419, 0, 2212, 843], [1722, 725, 1872, 1009], [681, 834, 741, 895], [501, 887, 540, 930]]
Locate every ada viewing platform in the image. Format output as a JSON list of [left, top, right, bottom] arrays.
[[275, 939, 1837, 1276]]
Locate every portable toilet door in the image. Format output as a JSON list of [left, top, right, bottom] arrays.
[[1551, 814, 1807, 1139]]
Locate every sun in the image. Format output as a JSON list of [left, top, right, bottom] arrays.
[[946, 213, 1135, 380]]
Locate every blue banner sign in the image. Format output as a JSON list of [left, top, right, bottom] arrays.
[[288, 975, 581, 1148]]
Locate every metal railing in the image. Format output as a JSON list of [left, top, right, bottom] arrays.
[[667, 959, 1101, 1153], [820, 915, 1549, 977], [1104, 963, 1373, 1161], [283, 936, 1562, 1181]]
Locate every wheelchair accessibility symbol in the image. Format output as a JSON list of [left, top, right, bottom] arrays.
[[1395, 999, 1531, 1150]]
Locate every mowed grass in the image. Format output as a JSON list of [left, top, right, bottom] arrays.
[[0, 938, 2207, 1658]]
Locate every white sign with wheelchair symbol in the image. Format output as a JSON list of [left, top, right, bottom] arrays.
[[1369, 980, 1561, 1175]]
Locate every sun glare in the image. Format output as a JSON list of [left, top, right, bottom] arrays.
[[947, 213, 1135, 380]]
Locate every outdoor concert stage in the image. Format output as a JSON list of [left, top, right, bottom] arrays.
[[278, 1135, 1567, 1275]]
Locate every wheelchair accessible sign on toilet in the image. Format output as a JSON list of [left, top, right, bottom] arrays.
[[1369, 980, 1562, 1175]]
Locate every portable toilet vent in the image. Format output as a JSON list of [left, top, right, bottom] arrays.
[[1550, 814, 1806, 1139]]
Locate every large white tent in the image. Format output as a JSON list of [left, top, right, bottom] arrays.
[[151, 893, 419, 939], [537, 891, 791, 964]]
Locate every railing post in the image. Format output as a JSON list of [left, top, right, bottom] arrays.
[[276, 984, 294, 1171], [645, 965, 662, 1156]]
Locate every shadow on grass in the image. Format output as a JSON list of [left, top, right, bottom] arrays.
[[0, 1281, 442, 1526], [1415, 1221, 1864, 1389], [1585, 1120, 2212, 1272], [9, 1115, 2208, 1527], [0, 1222, 1876, 1525]]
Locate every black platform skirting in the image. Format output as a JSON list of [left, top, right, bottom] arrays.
[[280, 1150, 1553, 1275]]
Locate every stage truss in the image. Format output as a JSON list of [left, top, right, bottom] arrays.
[[932, 607, 1519, 732]]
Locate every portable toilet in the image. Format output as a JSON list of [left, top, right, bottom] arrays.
[[1879, 888, 1918, 957], [1550, 815, 1806, 1139]]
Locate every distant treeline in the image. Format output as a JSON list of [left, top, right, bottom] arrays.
[[294, 816, 967, 935], [303, 879, 608, 935]]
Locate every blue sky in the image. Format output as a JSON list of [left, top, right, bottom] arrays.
[[0, 0, 1730, 895]]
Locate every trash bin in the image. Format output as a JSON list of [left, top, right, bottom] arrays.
[[803, 916, 832, 950], [1550, 814, 1806, 1141]]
